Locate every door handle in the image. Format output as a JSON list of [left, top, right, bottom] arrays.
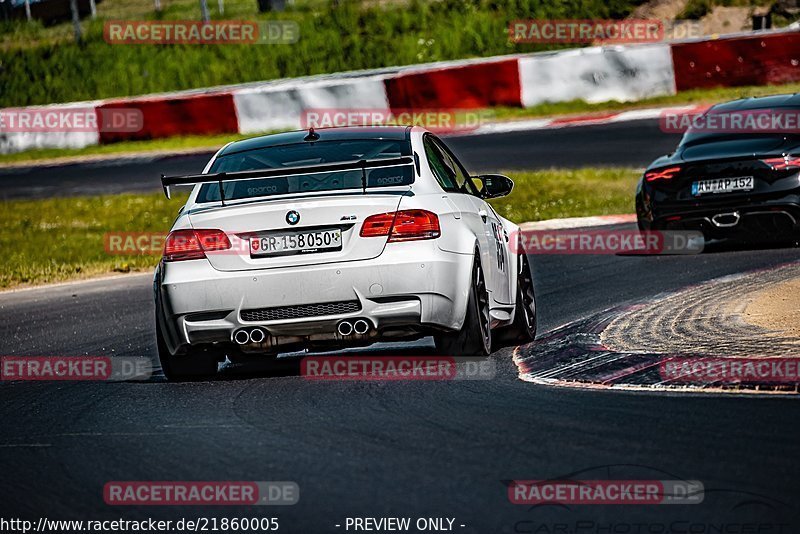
[[478, 209, 488, 222]]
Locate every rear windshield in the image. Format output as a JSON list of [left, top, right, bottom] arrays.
[[680, 131, 798, 146], [678, 106, 800, 146], [197, 139, 413, 203]]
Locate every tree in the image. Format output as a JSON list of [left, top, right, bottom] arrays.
[[200, 0, 210, 22], [69, 0, 82, 43]]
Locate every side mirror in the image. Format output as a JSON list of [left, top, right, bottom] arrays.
[[472, 174, 513, 199]]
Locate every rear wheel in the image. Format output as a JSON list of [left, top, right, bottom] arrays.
[[434, 256, 491, 356], [494, 254, 537, 348], [156, 316, 220, 381]]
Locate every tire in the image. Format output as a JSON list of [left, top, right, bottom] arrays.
[[496, 253, 537, 347], [434, 256, 492, 357], [156, 315, 220, 381]]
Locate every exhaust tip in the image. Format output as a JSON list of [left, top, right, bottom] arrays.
[[233, 329, 250, 345], [250, 328, 266, 344], [711, 211, 740, 228], [337, 321, 354, 336], [353, 319, 370, 335]]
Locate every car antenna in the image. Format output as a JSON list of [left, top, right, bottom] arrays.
[[303, 127, 320, 142]]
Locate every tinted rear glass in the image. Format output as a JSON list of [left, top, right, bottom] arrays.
[[680, 135, 794, 160], [197, 166, 414, 203], [679, 106, 800, 146], [197, 139, 413, 203]]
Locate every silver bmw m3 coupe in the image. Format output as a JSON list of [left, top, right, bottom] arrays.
[[154, 126, 536, 380]]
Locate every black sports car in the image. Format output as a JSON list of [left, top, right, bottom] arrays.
[[636, 93, 800, 241]]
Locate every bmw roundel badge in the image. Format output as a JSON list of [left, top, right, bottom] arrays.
[[286, 210, 300, 225]]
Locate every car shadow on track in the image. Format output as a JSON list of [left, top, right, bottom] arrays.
[[131, 339, 512, 384], [138, 338, 494, 383], [701, 237, 800, 254], [220, 341, 446, 381], [616, 237, 800, 257]]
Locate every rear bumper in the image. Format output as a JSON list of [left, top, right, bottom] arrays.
[[638, 184, 800, 239], [155, 241, 473, 355], [657, 206, 799, 239]]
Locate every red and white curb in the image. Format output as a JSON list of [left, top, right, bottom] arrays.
[[519, 214, 637, 231]]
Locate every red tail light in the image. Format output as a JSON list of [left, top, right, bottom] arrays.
[[360, 210, 441, 242], [359, 213, 396, 238], [761, 155, 800, 171], [164, 229, 231, 262], [645, 166, 682, 182]]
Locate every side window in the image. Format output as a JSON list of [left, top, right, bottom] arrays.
[[424, 136, 459, 192], [433, 138, 480, 196]]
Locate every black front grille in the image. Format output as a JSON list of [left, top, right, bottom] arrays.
[[240, 301, 361, 322]]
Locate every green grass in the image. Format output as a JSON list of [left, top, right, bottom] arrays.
[[0, 167, 638, 288], [0, 191, 187, 288], [4, 81, 800, 167], [0, 0, 647, 107], [490, 167, 638, 222]]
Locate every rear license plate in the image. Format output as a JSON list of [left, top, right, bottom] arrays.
[[250, 228, 342, 257], [692, 176, 754, 196]]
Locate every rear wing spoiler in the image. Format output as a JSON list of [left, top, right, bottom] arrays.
[[160, 156, 415, 200]]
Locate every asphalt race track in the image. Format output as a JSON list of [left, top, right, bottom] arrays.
[[0, 119, 682, 199], [1, 122, 799, 531]]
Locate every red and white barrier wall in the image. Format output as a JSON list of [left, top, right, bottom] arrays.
[[517, 43, 676, 107], [233, 74, 392, 133], [2, 28, 799, 155], [385, 57, 522, 109], [671, 31, 800, 90], [98, 93, 240, 144], [0, 102, 102, 154]]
